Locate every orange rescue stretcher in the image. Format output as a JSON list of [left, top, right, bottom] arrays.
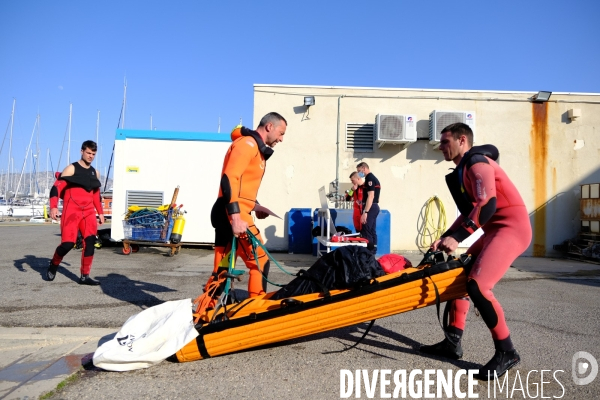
[[176, 237, 469, 363]]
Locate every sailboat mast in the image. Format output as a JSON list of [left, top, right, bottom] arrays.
[[6, 99, 15, 198], [35, 113, 40, 196], [96, 110, 100, 168], [102, 79, 126, 192], [46, 148, 49, 196], [67, 103, 72, 165], [121, 79, 127, 129], [30, 150, 34, 196]]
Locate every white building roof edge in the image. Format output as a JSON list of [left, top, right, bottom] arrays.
[[253, 83, 600, 97]]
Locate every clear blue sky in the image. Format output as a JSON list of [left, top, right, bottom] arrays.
[[1, 0, 598, 178]]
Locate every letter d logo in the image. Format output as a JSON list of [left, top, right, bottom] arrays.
[[572, 351, 598, 385]]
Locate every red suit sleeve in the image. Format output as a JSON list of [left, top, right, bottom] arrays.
[[449, 162, 498, 243], [49, 179, 67, 209], [93, 188, 103, 215], [466, 162, 497, 227]]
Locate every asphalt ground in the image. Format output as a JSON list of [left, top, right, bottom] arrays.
[[0, 222, 599, 399]]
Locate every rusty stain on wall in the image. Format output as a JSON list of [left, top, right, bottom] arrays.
[[581, 198, 600, 220], [530, 102, 548, 257]]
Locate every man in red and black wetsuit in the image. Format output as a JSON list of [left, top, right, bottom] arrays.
[[208, 112, 287, 298], [47, 140, 105, 285], [345, 171, 365, 233], [357, 162, 381, 255], [419, 123, 531, 380]]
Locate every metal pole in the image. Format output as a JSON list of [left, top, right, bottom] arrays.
[[335, 96, 343, 196]]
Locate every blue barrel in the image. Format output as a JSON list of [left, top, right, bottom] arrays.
[[375, 209, 391, 255], [287, 208, 313, 254], [312, 208, 391, 256]]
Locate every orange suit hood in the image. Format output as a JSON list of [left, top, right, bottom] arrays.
[[230, 125, 274, 160]]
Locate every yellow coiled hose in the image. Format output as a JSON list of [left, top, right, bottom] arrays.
[[417, 195, 447, 253]]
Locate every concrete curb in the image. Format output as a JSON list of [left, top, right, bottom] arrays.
[[0, 327, 117, 399]]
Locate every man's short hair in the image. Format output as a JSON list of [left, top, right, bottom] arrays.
[[81, 140, 97, 152], [349, 171, 359, 179], [441, 123, 473, 147], [356, 162, 369, 170], [258, 112, 287, 128]]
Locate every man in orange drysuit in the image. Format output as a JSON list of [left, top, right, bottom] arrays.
[[345, 171, 365, 233], [47, 140, 105, 285], [419, 123, 532, 380], [209, 112, 287, 297]]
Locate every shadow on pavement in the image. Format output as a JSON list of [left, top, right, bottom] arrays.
[[13, 254, 78, 282], [98, 273, 177, 309], [323, 322, 481, 369], [97, 331, 117, 348]]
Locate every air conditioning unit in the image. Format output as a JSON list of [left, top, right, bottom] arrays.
[[374, 114, 417, 147], [428, 110, 476, 148]]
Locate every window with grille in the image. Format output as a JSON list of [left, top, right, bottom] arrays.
[[346, 123, 374, 152]]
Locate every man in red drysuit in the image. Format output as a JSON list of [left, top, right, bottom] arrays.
[[345, 171, 365, 233], [47, 140, 105, 285], [419, 123, 532, 380]]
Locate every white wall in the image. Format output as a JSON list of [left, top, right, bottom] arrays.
[[251, 85, 600, 256], [111, 133, 230, 243]]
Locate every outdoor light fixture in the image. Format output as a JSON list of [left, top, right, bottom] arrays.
[[304, 96, 315, 107], [532, 91, 552, 102]]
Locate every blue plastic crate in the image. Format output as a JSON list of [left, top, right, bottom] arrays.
[[124, 218, 174, 242]]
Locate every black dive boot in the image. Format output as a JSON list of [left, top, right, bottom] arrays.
[[79, 275, 101, 286], [475, 349, 520, 380], [419, 337, 463, 360], [47, 262, 59, 281]]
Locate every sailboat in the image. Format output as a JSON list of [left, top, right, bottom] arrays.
[[0, 100, 16, 217], [9, 113, 46, 217]]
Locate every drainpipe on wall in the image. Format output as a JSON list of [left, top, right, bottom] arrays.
[[335, 95, 344, 194]]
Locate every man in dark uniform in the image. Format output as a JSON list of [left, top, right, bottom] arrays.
[[47, 140, 104, 285], [357, 162, 381, 254]]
